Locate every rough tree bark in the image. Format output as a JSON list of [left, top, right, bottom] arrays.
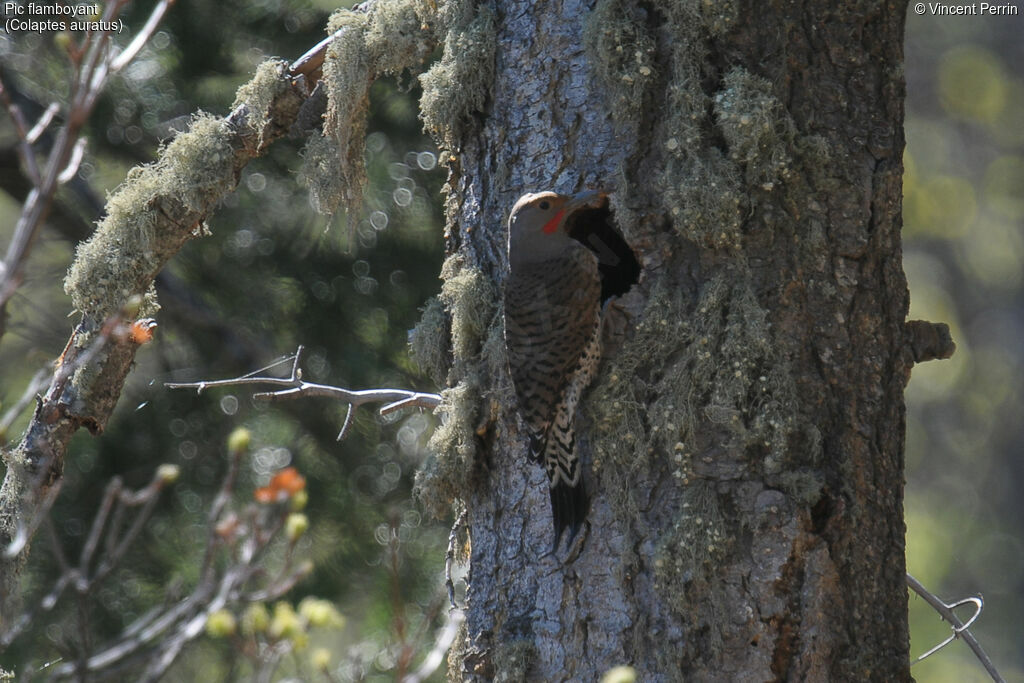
[[0, 0, 925, 679], [412, 0, 918, 680]]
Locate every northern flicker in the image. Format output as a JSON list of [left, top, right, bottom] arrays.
[[504, 190, 605, 547]]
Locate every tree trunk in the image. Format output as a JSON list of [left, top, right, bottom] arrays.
[[416, 0, 913, 679]]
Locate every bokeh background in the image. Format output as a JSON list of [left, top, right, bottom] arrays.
[[0, 1, 1020, 680], [903, 6, 1024, 682]]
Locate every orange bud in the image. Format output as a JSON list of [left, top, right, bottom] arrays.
[[271, 466, 306, 495], [254, 485, 279, 503], [254, 466, 306, 503], [130, 319, 157, 344]]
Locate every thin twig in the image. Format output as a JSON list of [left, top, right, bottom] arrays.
[[166, 346, 441, 440], [110, 0, 176, 73], [25, 102, 59, 144], [0, 0, 174, 338], [0, 367, 51, 440], [0, 81, 41, 184], [906, 572, 1004, 682], [401, 608, 464, 683]]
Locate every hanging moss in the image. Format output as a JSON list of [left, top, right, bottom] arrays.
[[413, 255, 499, 517], [414, 376, 480, 518], [714, 68, 797, 191], [300, 0, 436, 215], [419, 3, 496, 151], [653, 480, 729, 602], [438, 255, 496, 364], [231, 59, 293, 146], [408, 296, 451, 385]]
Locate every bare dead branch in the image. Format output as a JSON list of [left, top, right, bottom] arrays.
[[0, 367, 50, 441], [4, 446, 314, 681], [0, 0, 175, 339], [24, 102, 59, 144], [906, 572, 1004, 682], [166, 345, 441, 441], [109, 0, 176, 74], [0, 57, 308, 616], [402, 608, 464, 683], [0, 81, 42, 185], [288, 26, 348, 83]]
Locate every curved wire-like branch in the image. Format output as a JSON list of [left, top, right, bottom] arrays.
[[906, 572, 1004, 682], [166, 346, 441, 441]]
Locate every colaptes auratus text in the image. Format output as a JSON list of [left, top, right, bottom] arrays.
[[504, 190, 605, 546]]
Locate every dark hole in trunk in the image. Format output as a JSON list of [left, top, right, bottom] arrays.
[[565, 204, 641, 302]]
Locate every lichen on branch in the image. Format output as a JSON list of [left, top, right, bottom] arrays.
[[300, 0, 438, 215]]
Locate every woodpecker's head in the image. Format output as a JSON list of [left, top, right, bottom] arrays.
[[507, 190, 606, 270]]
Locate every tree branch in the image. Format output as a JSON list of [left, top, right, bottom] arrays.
[[0, 0, 175, 341], [906, 572, 1004, 682], [166, 346, 441, 440], [0, 58, 308, 617]]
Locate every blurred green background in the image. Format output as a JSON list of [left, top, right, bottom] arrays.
[[0, 1, 1020, 680], [903, 7, 1024, 682]]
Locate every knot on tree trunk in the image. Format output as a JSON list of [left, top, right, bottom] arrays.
[[905, 320, 956, 363]]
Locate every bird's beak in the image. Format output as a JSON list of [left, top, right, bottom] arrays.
[[565, 190, 608, 214]]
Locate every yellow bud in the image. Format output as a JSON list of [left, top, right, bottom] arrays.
[[285, 513, 309, 542], [312, 648, 331, 671], [156, 464, 180, 485], [54, 32, 72, 51], [601, 666, 637, 683], [270, 601, 302, 640], [241, 602, 270, 635], [291, 631, 309, 651], [299, 597, 345, 629], [205, 609, 236, 638], [290, 489, 308, 511], [227, 427, 251, 454]]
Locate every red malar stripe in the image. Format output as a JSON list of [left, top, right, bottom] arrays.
[[542, 209, 565, 234]]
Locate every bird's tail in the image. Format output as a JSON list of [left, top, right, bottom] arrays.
[[550, 478, 589, 550]]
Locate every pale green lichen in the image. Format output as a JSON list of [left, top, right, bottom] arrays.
[[301, 0, 436, 215], [413, 256, 498, 517], [414, 377, 480, 519], [585, 0, 748, 248], [65, 113, 235, 320], [438, 255, 496, 363], [587, 274, 807, 601], [232, 59, 291, 146], [492, 639, 536, 682], [583, 0, 657, 126], [409, 296, 451, 385], [657, 149, 745, 249], [419, 3, 496, 151], [654, 481, 729, 596], [714, 68, 796, 191]]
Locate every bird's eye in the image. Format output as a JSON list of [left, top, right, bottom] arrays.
[[538, 200, 551, 210]]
